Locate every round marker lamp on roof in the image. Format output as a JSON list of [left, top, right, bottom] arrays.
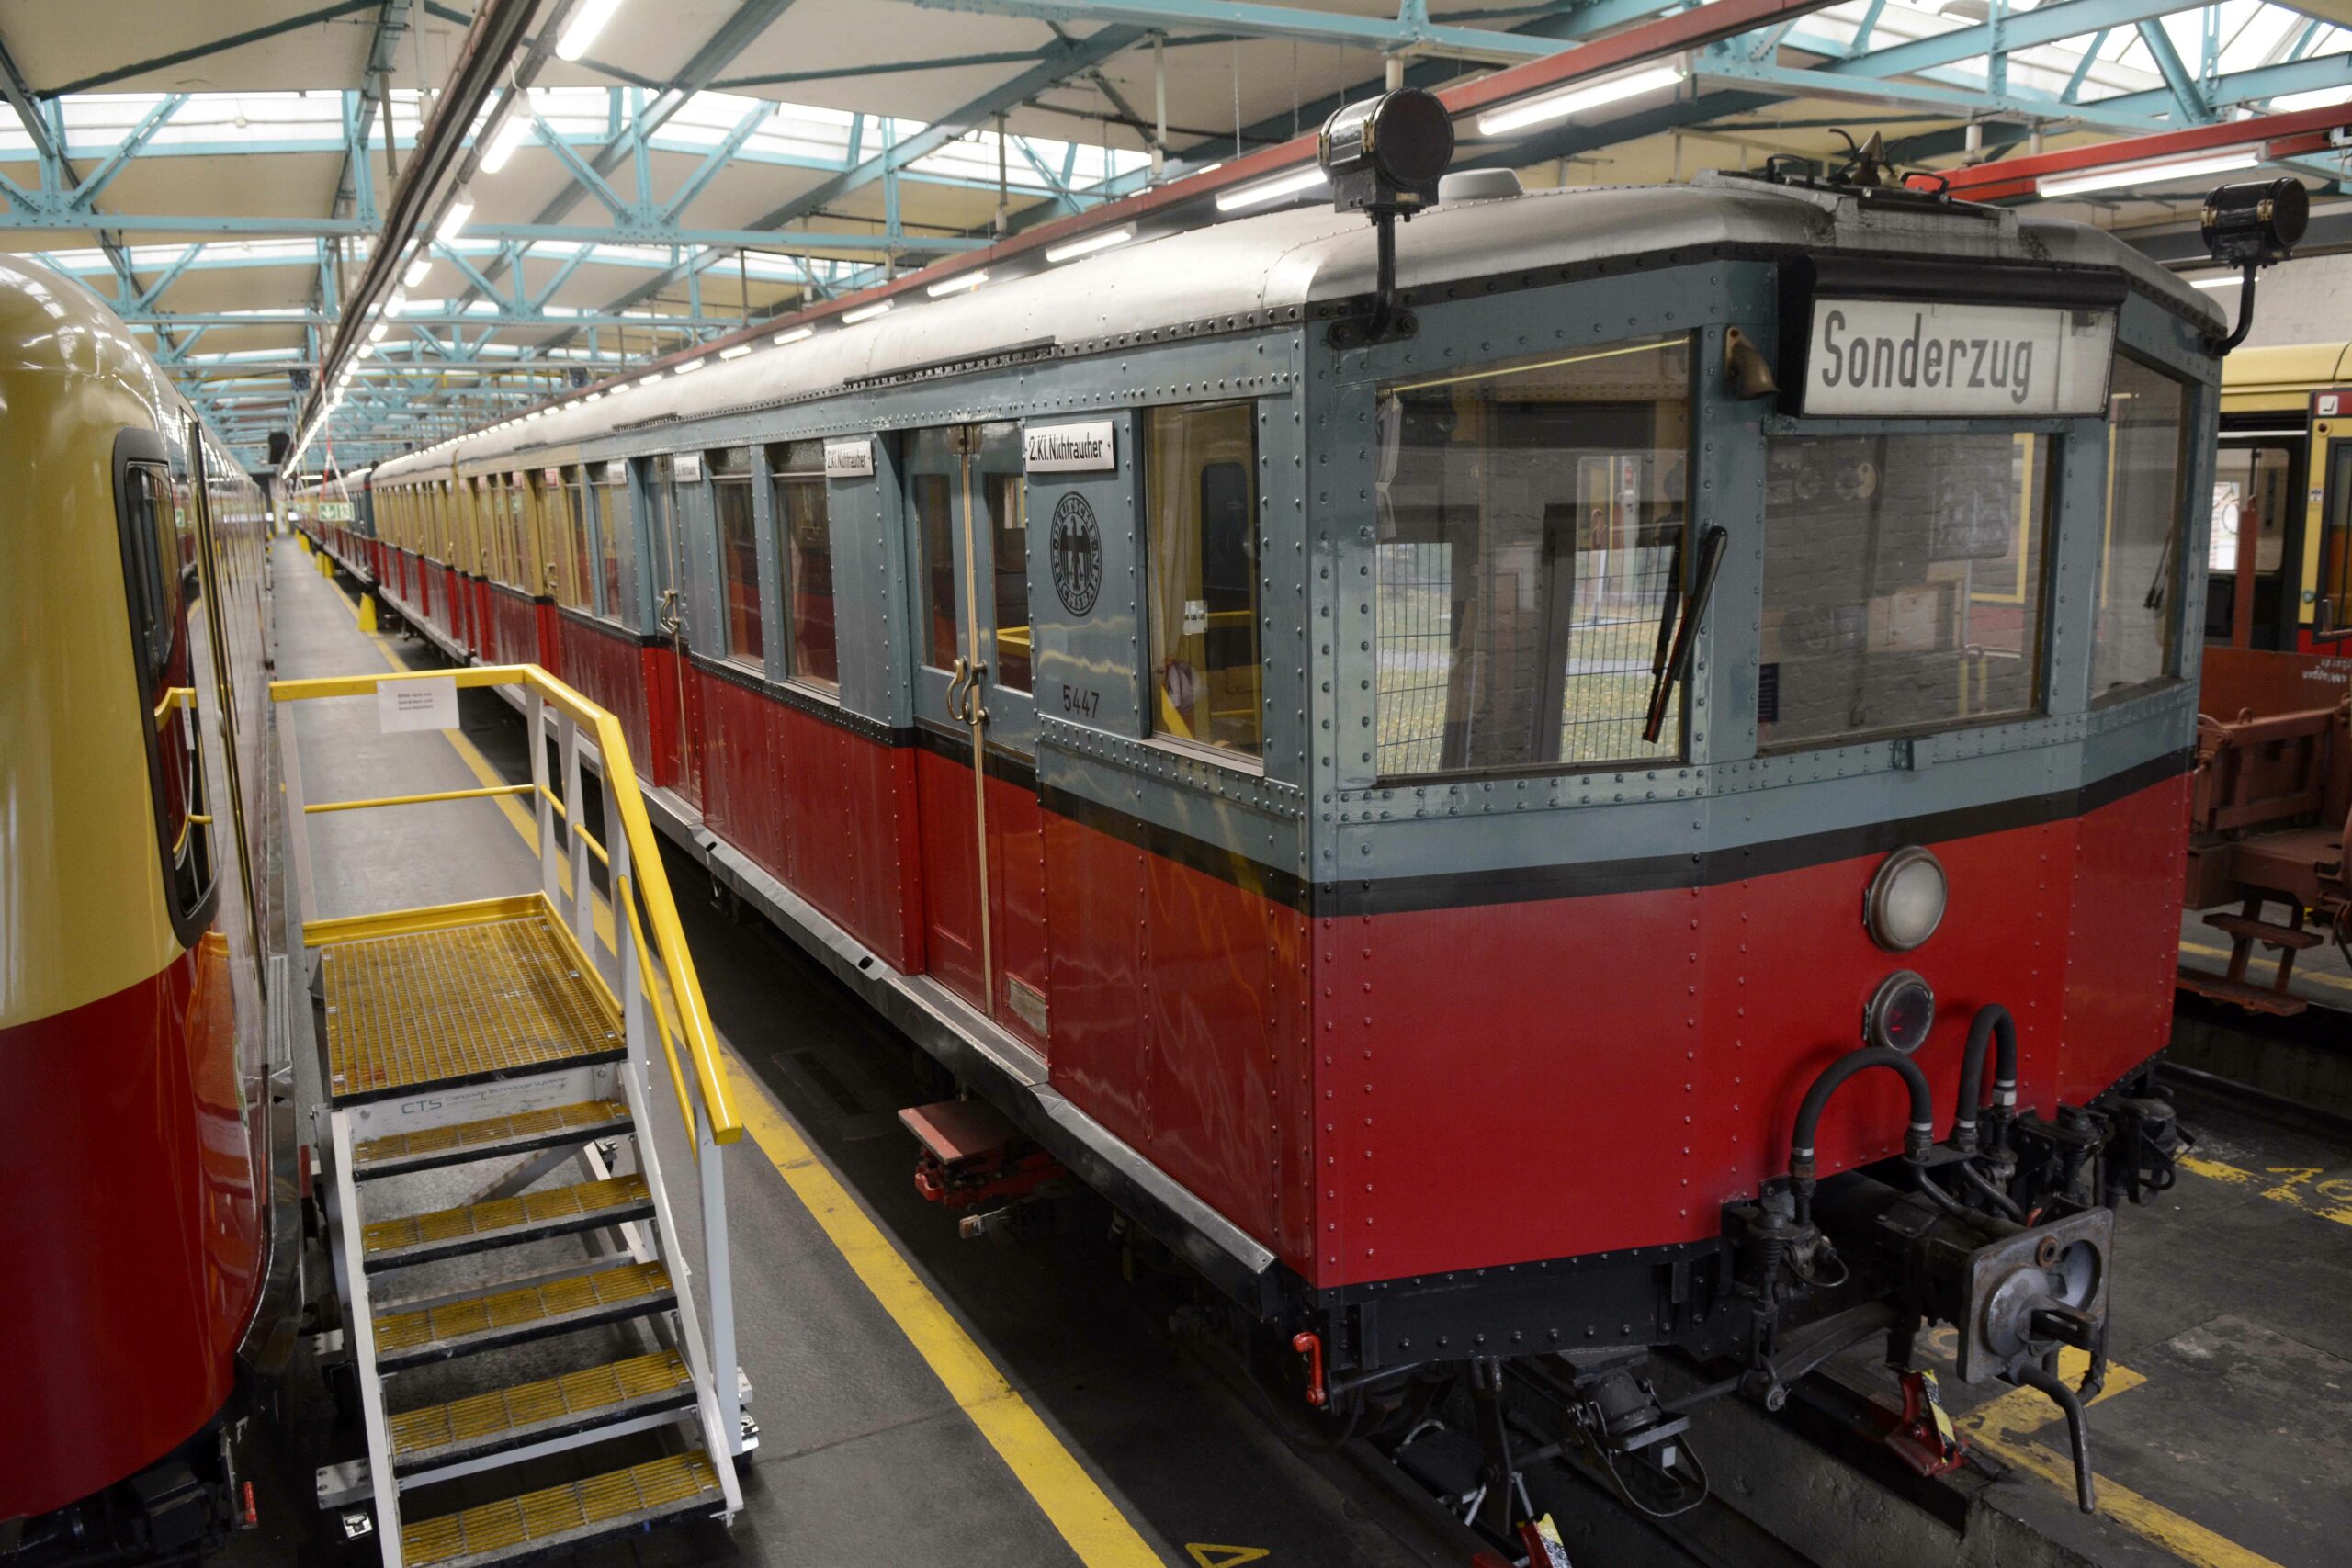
[[1315, 87, 1454, 348], [1317, 87, 1454, 216]]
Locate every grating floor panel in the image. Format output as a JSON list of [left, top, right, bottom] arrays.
[[400, 1450, 720, 1568], [322, 914, 621, 1102], [390, 1349, 695, 1467], [372, 1261, 673, 1365]]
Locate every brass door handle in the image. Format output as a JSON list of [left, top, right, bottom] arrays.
[[944, 657, 972, 722]]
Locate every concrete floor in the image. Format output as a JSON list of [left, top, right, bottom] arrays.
[[256, 535, 2352, 1568]]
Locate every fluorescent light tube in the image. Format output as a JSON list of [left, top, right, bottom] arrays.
[[1216, 165, 1327, 213], [719, 344, 752, 359], [1046, 225, 1135, 263], [557, 0, 625, 62], [841, 299, 894, 325], [435, 185, 475, 243], [1476, 62, 1687, 138], [2036, 149, 2259, 199], [772, 325, 813, 346], [673, 356, 706, 374], [926, 270, 988, 297], [479, 110, 532, 175]]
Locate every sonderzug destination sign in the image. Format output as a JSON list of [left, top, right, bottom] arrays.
[[1802, 298, 2115, 419]]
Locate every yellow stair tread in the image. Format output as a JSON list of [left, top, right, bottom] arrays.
[[389, 1349, 694, 1461], [373, 1261, 673, 1358], [363, 1174, 650, 1258], [322, 913, 622, 1100], [355, 1100, 630, 1168], [401, 1450, 720, 1568]]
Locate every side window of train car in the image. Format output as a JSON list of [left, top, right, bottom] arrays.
[[562, 468, 595, 610], [1760, 418, 2056, 750], [768, 440, 838, 687], [593, 460, 633, 626], [1372, 333, 1692, 776], [114, 434, 215, 936], [2091, 355, 2192, 701], [1144, 401, 1261, 757], [711, 447, 763, 667]]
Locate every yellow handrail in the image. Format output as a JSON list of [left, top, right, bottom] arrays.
[[304, 783, 534, 815], [270, 664, 741, 1142]]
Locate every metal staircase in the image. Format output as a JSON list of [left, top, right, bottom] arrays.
[[275, 667, 749, 1568]]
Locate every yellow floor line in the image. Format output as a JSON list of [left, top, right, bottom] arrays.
[[735, 1081, 1161, 1567], [2181, 1153, 2352, 1230], [300, 552, 1160, 1565], [2178, 939, 2352, 996], [1956, 1348, 2280, 1568]]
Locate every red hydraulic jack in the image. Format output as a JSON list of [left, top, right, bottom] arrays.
[[1872, 1368, 1968, 1478], [899, 1097, 1065, 1237]]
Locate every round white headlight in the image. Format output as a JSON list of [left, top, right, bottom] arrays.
[[1866, 846, 1947, 953]]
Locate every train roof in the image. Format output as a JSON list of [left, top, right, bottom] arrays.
[[2222, 340, 2352, 398], [372, 175, 2221, 485]]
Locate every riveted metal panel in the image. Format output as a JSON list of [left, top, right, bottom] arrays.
[[1028, 410, 1143, 741], [832, 432, 910, 730]]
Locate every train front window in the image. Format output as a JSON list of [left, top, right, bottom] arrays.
[[2091, 357, 2190, 700], [1759, 431, 2052, 752], [1373, 334, 1691, 777]]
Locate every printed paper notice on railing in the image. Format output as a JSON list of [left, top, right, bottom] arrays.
[[377, 674, 458, 732]]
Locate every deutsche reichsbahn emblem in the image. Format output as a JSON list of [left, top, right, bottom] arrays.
[[1050, 491, 1102, 617]]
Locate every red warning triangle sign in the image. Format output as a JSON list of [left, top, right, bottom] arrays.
[[1185, 1548, 1271, 1568]]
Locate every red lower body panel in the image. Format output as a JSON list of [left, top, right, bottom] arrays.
[[0, 947, 260, 1519], [556, 615, 651, 767], [692, 665, 921, 972], [1307, 773, 2189, 1289]]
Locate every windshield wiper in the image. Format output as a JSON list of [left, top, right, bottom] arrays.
[[1644, 525, 1730, 745]]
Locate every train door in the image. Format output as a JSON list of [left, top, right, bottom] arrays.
[[904, 423, 1048, 1045], [644, 455, 705, 806], [2315, 416, 2352, 646], [2208, 430, 2304, 650]]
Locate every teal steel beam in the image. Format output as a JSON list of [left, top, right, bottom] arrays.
[[45, 0, 380, 96], [530, 111, 634, 220], [552, 24, 1153, 339], [2133, 17, 2214, 121], [1845, 0, 1888, 58], [2064, 29, 2110, 101], [72, 95, 189, 207], [1826, 0, 2189, 83], [663, 99, 777, 220], [1697, 50, 2171, 129], [2091, 50, 2351, 116], [135, 243, 205, 310], [713, 49, 1048, 90], [909, 0, 1559, 62], [442, 0, 804, 315]]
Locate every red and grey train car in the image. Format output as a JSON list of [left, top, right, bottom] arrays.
[[320, 145, 2234, 1516], [0, 257, 294, 1558]]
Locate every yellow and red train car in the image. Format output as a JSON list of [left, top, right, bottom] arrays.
[[0, 256, 290, 1559]]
